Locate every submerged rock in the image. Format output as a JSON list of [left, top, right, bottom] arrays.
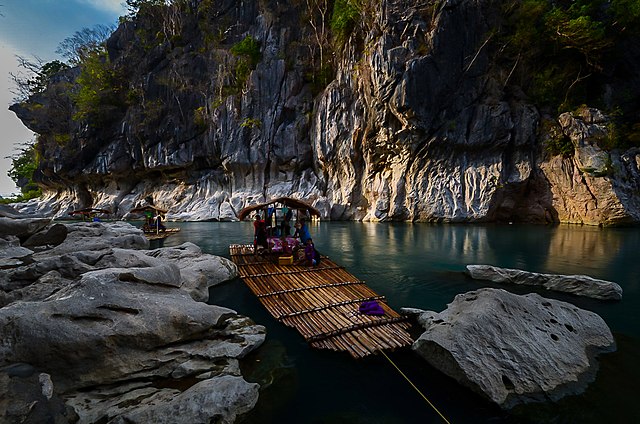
[[409, 288, 615, 409], [466, 264, 623, 300]]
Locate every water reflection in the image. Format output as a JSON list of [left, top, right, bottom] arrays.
[[164, 222, 640, 334], [544, 226, 621, 276]]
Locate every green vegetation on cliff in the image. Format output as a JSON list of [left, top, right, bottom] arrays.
[[73, 49, 126, 125], [330, 0, 361, 45], [1, 143, 41, 204], [11, 58, 69, 102], [230, 35, 262, 87], [499, 0, 640, 149]]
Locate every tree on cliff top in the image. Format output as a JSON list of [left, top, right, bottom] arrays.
[[10, 57, 69, 102], [56, 24, 116, 65], [125, 0, 168, 17]]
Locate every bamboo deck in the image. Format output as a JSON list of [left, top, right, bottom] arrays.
[[229, 244, 413, 358]]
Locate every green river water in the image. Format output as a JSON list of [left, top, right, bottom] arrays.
[[160, 222, 640, 423]]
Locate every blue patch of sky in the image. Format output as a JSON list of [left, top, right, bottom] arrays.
[[0, 0, 124, 59], [0, 0, 126, 196]]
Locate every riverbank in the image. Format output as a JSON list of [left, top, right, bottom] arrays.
[[0, 219, 265, 423], [2, 218, 638, 422]]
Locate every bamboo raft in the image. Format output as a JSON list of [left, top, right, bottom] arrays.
[[230, 244, 413, 358]]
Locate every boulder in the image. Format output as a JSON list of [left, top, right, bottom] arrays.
[[64, 372, 258, 424], [0, 264, 265, 422], [0, 204, 26, 219], [0, 236, 34, 265], [0, 270, 72, 308], [0, 269, 265, 391], [409, 288, 615, 409], [0, 221, 264, 422], [0, 217, 51, 238], [0, 224, 236, 306], [106, 376, 258, 424], [146, 242, 238, 301], [22, 224, 68, 248], [0, 363, 77, 424], [466, 264, 623, 300], [34, 222, 148, 257]]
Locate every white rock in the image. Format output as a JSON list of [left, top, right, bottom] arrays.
[[412, 288, 615, 408], [467, 264, 623, 300]]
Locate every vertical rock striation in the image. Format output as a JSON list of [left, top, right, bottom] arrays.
[[9, 0, 640, 225]]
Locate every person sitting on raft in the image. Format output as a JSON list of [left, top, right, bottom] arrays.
[[293, 218, 311, 244], [297, 238, 320, 267]]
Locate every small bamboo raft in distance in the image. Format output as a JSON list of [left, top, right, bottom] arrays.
[[229, 244, 413, 358]]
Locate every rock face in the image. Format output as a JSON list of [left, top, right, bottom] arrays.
[[409, 288, 615, 409], [0, 221, 262, 423], [539, 107, 640, 225], [9, 1, 640, 225], [466, 264, 623, 300]]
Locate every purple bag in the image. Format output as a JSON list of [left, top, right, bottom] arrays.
[[359, 300, 384, 316]]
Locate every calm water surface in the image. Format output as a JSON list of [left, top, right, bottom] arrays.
[[162, 222, 640, 423]]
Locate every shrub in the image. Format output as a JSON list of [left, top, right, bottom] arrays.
[[0, 190, 42, 204], [545, 134, 574, 157], [193, 106, 208, 129], [53, 133, 71, 145], [230, 36, 261, 87], [230, 35, 261, 66], [330, 0, 360, 46], [499, 0, 619, 109], [73, 49, 125, 124], [7, 143, 41, 196], [541, 119, 574, 157], [240, 117, 261, 128]]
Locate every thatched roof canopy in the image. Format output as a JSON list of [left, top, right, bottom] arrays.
[[238, 197, 320, 221]]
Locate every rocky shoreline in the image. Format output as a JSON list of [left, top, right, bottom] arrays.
[[0, 206, 621, 420], [0, 213, 265, 423]]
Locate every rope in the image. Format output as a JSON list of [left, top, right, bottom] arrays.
[[379, 350, 451, 424]]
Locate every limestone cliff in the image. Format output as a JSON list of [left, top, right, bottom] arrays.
[[9, 0, 640, 225]]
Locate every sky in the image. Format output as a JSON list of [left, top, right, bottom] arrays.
[[0, 0, 127, 197]]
